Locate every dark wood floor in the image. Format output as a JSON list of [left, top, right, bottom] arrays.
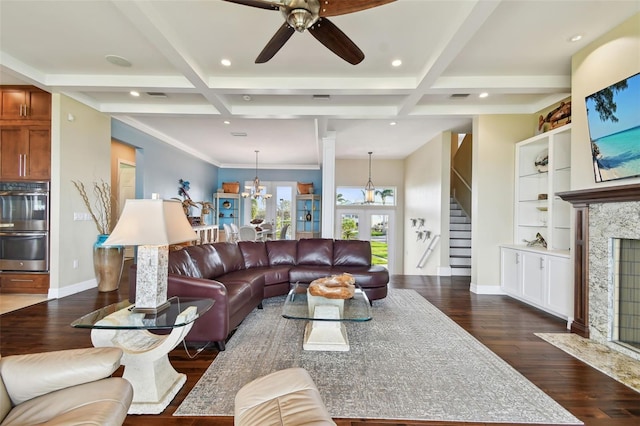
[[1, 267, 639, 426]]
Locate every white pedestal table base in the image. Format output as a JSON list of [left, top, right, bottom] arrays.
[[302, 304, 350, 351], [90, 308, 196, 414]]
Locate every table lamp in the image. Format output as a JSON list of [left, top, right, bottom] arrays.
[[104, 199, 197, 313]]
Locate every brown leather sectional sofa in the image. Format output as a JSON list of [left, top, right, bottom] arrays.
[[129, 238, 389, 350]]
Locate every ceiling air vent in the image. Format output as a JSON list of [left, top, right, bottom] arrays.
[[231, 132, 248, 137], [450, 93, 470, 99], [146, 92, 167, 98]]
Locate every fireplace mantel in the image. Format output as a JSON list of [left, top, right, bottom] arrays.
[[558, 183, 640, 338], [558, 183, 640, 205]]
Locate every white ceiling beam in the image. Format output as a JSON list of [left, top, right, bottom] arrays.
[[209, 77, 417, 91], [43, 74, 194, 90], [430, 75, 571, 92], [100, 104, 219, 115], [110, 0, 231, 115], [231, 104, 398, 117], [398, 0, 503, 115]]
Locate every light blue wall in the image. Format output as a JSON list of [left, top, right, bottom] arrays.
[[111, 120, 219, 209], [219, 168, 322, 193]]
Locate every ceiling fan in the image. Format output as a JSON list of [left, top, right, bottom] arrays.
[[222, 0, 396, 65]]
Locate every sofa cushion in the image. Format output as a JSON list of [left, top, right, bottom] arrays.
[[333, 240, 371, 267], [183, 245, 223, 279], [168, 248, 202, 278], [289, 266, 334, 284], [297, 239, 333, 266], [213, 242, 246, 274], [330, 265, 389, 288], [238, 241, 270, 268], [266, 240, 297, 266]]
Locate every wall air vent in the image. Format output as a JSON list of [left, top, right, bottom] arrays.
[[312, 94, 331, 100], [231, 132, 248, 137], [146, 92, 168, 98], [450, 93, 470, 98]]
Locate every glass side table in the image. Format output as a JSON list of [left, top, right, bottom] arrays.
[[72, 296, 214, 415]]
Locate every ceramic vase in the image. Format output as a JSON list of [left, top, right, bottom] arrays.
[[93, 234, 125, 292]]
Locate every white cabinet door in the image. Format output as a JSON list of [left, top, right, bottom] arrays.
[[521, 251, 545, 305], [545, 255, 573, 318], [500, 246, 572, 324], [500, 248, 521, 296]]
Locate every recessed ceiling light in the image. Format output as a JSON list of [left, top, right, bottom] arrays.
[[130, 91, 140, 97], [569, 34, 583, 42], [243, 95, 252, 101], [223, 120, 230, 125], [391, 59, 402, 67], [105, 55, 132, 67], [479, 92, 489, 98], [390, 121, 397, 126], [221, 58, 231, 67]]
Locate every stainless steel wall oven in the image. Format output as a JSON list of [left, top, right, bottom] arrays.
[[0, 181, 49, 272]]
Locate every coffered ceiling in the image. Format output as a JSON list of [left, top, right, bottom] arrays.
[[1, 0, 638, 168]]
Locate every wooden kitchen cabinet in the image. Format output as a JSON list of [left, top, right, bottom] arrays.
[[0, 87, 51, 121], [0, 126, 51, 180]]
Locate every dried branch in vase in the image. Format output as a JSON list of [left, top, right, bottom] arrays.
[[72, 180, 115, 235]]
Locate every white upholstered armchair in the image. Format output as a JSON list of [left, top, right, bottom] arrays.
[[0, 347, 133, 425]]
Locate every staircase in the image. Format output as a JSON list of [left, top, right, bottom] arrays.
[[449, 197, 471, 276]]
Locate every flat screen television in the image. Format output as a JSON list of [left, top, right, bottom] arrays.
[[586, 72, 640, 183]]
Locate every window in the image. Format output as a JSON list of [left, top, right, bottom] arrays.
[[336, 186, 396, 206]]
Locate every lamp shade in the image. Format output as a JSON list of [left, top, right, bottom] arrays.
[[104, 199, 197, 246]]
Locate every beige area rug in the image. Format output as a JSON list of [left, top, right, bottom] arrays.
[[536, 333, 640, 393], [176, 289, 582, 424]]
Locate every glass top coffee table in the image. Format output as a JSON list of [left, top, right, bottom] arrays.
[[282, 282, 372, 351]]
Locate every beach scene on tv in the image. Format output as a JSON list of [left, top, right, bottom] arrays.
[[586, 72, 640, 183]]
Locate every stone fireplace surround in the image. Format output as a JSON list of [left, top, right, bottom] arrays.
[[559, 183, 640, 361]]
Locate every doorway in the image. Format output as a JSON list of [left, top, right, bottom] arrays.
[[243, 182, 295, 239], [117, 160, 135, 258], [336, 208, 393, 272]]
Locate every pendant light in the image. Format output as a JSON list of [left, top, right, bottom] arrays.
[[364, 151, 375, 204], [242, 150, 272, 200]]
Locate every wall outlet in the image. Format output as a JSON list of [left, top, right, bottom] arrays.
[[72, 259, 79, 269]]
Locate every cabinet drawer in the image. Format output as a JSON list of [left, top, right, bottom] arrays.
[[0, 273, 49, 293]]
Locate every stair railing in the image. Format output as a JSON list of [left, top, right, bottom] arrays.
[[416, 234, 440, 269]]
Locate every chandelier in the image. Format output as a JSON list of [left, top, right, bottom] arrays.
[[242, 150, 272, 200], [364, 151, 375, 204]]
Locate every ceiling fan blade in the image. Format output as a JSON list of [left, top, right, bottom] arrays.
[[308, 18, 364, 65], [222, 0, 281, 11], [318, 0, 396, 17], [255, 23, 296, 63]]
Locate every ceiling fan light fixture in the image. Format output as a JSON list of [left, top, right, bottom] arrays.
[[286, 8, 316, 32]]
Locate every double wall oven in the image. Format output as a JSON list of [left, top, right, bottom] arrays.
[[0, 181, 49, 272]]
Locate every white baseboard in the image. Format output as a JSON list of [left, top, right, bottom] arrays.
[[48, 278, 96, 299], [469, 282, 505, 295], [437, 266, 452, 276]]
